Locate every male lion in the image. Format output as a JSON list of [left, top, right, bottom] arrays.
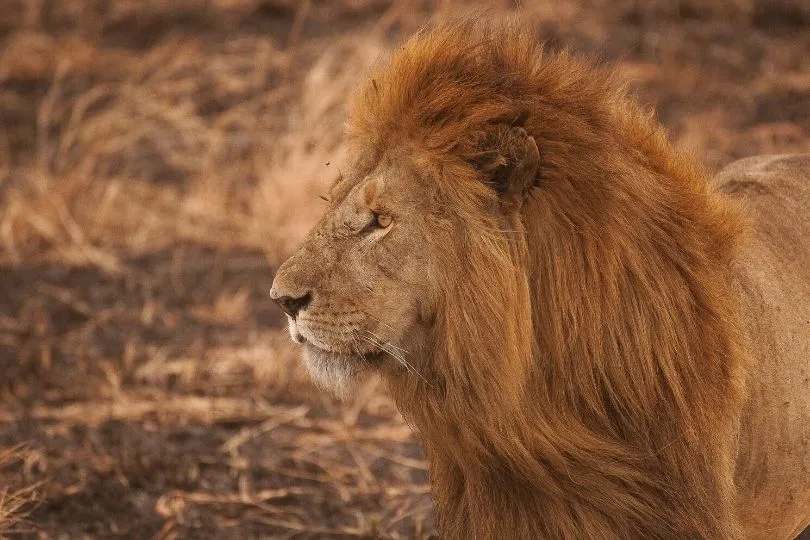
[[270, 20, 810, 539]]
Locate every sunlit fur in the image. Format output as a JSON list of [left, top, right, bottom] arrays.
[[346, 19, 750, 539]]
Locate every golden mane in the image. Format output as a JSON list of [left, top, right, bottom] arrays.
[[346, 19, 749, 539]]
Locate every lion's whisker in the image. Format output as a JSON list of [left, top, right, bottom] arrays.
[[365, 338, 427, 384], [361, 330, 431, 387], [363, 315, 410, 353], [364, 312, 397, 331]]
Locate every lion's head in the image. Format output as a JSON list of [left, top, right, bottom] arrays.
[[270, 123, 540, 398], [268, 147, 438, 396]]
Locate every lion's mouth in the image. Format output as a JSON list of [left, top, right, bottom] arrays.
[[290, 325, 306, 344], [302, 340, 385, 364], [289, 318, 385, 364], [286, 316, 306, 344]]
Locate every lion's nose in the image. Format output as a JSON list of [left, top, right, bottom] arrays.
[[270, 288, 312, 319]]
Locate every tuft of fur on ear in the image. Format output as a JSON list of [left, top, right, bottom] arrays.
[[465, 123, 540, 212]]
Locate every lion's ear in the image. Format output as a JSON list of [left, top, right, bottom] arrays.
[[467, 125, 540, 212]]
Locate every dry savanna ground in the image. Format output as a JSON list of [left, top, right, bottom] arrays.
[[0, 0, 808, 538]]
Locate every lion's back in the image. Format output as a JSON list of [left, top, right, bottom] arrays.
[[714, 154, 810, 539]]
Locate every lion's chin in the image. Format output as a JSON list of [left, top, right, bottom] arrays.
[[302, 344, 372, 398]]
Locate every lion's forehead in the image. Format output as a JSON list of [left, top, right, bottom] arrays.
[[333, 152, 430, 206]]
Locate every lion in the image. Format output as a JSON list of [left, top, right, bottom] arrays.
[[270, 19, 810, 539]]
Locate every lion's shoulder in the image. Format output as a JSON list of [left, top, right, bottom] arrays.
[[714, 154, 810, 254], [714, 154, 810, 245], [714, 153, 810, 198]]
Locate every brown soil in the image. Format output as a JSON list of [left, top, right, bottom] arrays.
[[1, 0, 808, 538]]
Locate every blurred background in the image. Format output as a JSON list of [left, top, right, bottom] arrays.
[[0, 0, 808, 537]]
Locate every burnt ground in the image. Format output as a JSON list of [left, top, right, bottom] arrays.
[[0, 0, 808, 538]]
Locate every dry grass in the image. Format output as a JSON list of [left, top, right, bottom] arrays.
[[0, 446, 39, 537], [0, 0, 808, 537]]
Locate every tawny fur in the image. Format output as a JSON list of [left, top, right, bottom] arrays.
[[272, 18, 810, 540], [715, 154, 810, 540]]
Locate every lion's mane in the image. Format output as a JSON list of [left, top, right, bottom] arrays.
[[346, 19, 749, 539]]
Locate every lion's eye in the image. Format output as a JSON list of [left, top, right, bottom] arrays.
[[361, 212, 393, 234], [375, 213, 392, 228]]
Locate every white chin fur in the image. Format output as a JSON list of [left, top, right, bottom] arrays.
[[286, 316, 305, 344], [302, 345, 367, 398]]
